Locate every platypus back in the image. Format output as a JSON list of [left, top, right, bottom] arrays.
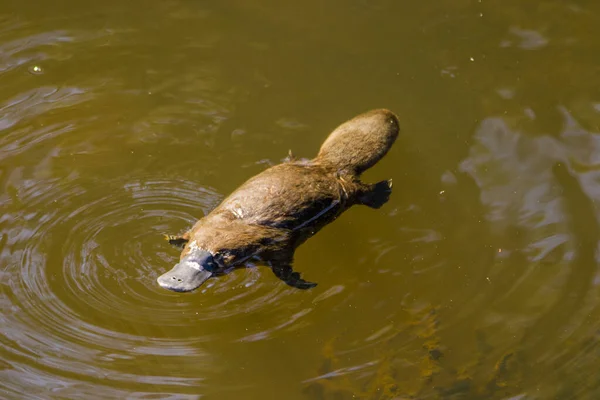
[[315, 109, 399, 176], [158, 108, 400, 293]]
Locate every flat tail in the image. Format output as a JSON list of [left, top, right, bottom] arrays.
[[315, 109, 399, 176]]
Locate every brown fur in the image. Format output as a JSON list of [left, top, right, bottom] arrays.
[[316, 109, 399, 175], [173, 108, 399, 287]]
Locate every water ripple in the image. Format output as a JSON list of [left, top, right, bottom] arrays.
[[1, 160, 323, 396]]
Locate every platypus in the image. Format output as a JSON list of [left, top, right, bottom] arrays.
[[157, 109, 399, 292]]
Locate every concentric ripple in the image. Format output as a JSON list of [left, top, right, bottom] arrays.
[[51, 176, 306, 324], [1, 162, 327, 396], [2, 175, 214, 392]]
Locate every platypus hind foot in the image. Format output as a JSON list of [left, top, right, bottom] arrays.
[[359, 179, 393, 209]]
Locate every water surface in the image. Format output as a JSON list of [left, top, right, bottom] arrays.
[[2, 1, 600, 399]]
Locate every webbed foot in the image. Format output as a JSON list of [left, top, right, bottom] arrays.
[[272, 263, 317, 290], [359, 179, 392, 209], [164, 233, 189, 248]]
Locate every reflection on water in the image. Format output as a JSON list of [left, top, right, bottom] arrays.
[[1, 0, 600, 399], [305, 110, 600, 400]]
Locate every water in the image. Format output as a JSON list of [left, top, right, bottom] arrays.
[[2, 1, 600, 399]]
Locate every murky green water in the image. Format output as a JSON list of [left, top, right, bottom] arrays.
[[2, 1, 600, 399]]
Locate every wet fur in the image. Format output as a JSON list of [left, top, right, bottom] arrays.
[[317, 109, 399, 175], [168, 109, 399, 289]]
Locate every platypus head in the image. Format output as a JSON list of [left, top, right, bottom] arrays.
[[157, 221, 289, 293], [157, 239, 257, 292], [156, 249, 218, 292]]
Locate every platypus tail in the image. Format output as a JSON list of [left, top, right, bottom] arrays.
[[315, 109, 399, 176]]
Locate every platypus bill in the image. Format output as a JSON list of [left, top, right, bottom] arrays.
[[157, 109, 399, 292]]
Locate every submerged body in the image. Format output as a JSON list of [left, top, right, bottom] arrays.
[[157, 109, 399, 292]]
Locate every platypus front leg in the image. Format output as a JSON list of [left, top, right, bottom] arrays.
[[270, 261, 318, 290], [163, 232, 190, 248]]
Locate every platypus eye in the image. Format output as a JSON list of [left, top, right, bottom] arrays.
[[191, 252, 219, 272], [203, 256, 219, 272]]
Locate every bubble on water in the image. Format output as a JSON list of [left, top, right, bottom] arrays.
[[28, 65, 44, 75]]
